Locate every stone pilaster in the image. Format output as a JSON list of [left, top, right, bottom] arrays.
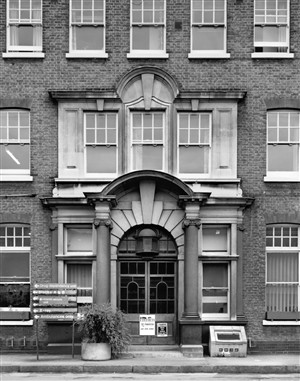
[[182, 218, 201, 319], [93, 216, 113, 305]]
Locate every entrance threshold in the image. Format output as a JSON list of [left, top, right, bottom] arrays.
[[127, 345, 184, 358]]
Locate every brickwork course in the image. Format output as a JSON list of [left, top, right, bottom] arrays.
[[0, 0, 300, 354]]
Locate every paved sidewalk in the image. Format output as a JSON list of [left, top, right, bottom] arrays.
[[1, 352, 299, 374]]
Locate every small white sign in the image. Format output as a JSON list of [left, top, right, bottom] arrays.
[[139, 315, 155, 336], [157, 323, 168, 337]]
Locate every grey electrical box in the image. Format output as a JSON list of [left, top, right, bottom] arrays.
[[209, 326, 247, 357]]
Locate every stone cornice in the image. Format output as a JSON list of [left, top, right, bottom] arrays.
[[175, 91, 247, 101], [178, 193, 211, 207], [49, 90, 119, 101]]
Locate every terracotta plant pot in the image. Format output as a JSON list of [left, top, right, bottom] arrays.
[[81, 342, 112, 361]]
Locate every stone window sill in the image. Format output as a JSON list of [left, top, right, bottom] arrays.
[[188, 52, 230, 59], [66, 52, 108, 59], [127, 52, 169, 59], [252, 53, 294, 59], [263, 320, 300, 326], [3, 52, 45, 59], [0, 175, 33, 182]]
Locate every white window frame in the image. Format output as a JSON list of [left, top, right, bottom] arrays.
[[201, 225, 230, 256], [177, 112, 212, 179], [67, 0, 108, 58], [189, 0, 230, 59], [265, 110, 300, 182], [127, 0, 168, 59], [252, 0, 294, 58], [64, 261, 93, 304], [129, 111, 167, 172], [200, 261, 230, 320], [0, 109, 33, 182], [61, 225, 94, 304], [265, 225, 300, 319], [64, 225, 94, 256], [0, 225, 31, 313], [84, 112, 118, 178], [4, 0, 44, 58]]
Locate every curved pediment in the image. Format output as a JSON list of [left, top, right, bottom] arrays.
[[116, 66, 179, 107], [101, 170, 193, 200]]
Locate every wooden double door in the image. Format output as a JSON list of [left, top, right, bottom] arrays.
[[119, 259, 177, 345]]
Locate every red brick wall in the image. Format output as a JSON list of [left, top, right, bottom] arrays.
[[0, 0, 300, 352]]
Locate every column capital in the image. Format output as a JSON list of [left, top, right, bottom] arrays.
[[178, 193, 211, 208], [49, 223, 58, 231], [84, 193, 117, 208], [93, 218, 113, 229], [182, 219, 201, 229]]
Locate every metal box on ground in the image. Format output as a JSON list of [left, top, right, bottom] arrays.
[[209, 326, 247, 357]]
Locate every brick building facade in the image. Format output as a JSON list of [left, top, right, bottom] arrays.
[[0, 0, 299, 354]]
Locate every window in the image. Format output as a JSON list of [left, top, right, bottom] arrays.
[[53, 80, 242, 182], [266, 110, 300, 181], [65, 226, 93, 254], [202, 226, 229, 254], [0, 109, 31, 179], [202, 263, 229, 318], [66, 262, 93, 303], [68, 0, 107, 58], [130, 112, 166, 171], [128, 0, 168, 58], [0, 225, 31, 314], [6, 0, 43, 54], [253, 0, 293, 58], [189, 0, 229, 58], [266, 225, 300, 319], [199, 225, 232, 320], [84, 113, 118, 176], [177, 113, 211, 177], [61, 226, 93, 303]]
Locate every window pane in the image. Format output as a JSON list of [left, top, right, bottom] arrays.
[[192, 27, 224, 50], [268, 145, 299, 172], [0, 252, 30, 282], [267, 252, 298, 282], [203, 301, 227, 314], [72, 26, 104, 50], [67, 263, 92, 288], [10, 25, 42, 47], [179, 146, 209, 174], [0, 144, 30, 170], [67, 228, 93, 252], [132, 145, 163, 170], [203, 262, 228, 314], [255, 26, 287, 43], [0, 284, 30, 307], [86, 146, 117, 173], [203, 263, 228, 287], [203, 227, 227, 251], [132, 26, 164, 50]]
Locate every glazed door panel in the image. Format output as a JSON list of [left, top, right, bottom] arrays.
[[119, 260, 177, 345]]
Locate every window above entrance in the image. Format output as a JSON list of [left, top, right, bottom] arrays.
[[51, 69, 245, 184]]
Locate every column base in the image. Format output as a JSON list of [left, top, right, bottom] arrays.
[[179, 320, 202, 345]]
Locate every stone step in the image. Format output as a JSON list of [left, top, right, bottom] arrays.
[[126, 345, 184, 358]]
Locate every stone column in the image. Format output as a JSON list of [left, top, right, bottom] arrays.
[[93, 201, 113, 305], [183, 217, 201, 318]]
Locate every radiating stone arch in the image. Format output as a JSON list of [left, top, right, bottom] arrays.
[[102, 170, 191, 256], [116, 66, 180, 107]]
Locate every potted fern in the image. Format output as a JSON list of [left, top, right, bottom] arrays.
[[77, 303, 131, 360]]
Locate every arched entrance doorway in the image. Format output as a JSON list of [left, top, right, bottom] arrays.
[[118, 225, 178, 345]]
